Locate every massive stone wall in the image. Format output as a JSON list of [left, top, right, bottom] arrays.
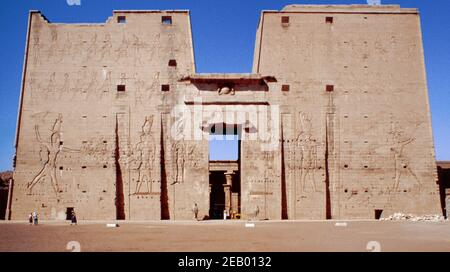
[[11, 5, 441, 220], [253, 5, 441, 219], [12, 10, 209, 220]]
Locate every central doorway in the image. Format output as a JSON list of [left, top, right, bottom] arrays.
[[208, 123, 241, 219]]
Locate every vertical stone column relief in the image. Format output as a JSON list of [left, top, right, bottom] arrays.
[[223, 171, 234, 215]]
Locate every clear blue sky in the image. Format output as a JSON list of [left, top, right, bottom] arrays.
[[0, 0, 448, 169]]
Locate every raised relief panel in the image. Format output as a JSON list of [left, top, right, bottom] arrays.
[[28, 113, 63, 196]]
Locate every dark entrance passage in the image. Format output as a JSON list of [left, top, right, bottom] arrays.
[[208, 168, 241, 219], [209, 171, 226, 219], [208, 123, 241, 219], [66, 207, 74, 220]]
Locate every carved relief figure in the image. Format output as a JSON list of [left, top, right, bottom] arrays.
[[99, 34, 112, 61], [59, 73, 71, 99], [388, 124, 421, 191], [131, 34, 146, 66], [298, 136, 318, 192], [171, 118, 186, 184], [32, 35, 41, 65], [61, 33, 73, 63], [70, 68, 86, 97], [47, 30, 58, 62], [82, 71, 98, 98], [134, 74, 145, 104], [28, 114, 63, 195], [132, 116, 156, 194], [45, 72, 56, 95], [147, 33, 160, 61], [115, 35, 129, 62], [85, 33, 98, 62], [28, 73, 37, 100], [172, 141, 185, 184], [146, 72, 160, 98], [296, 112, 319, 192], [72, 33, 84, 61]]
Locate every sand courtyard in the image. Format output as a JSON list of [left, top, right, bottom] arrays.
[[0, 220, 449, 252]]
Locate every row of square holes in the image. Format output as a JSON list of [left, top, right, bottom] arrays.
[[117, 15, 173, 25], [283, 85, 371, 95], [343, 165, 408, 170], [283, 85, 370, 121], [62, 163, 406, 170], [282, 15, 369, 25], [119, 14, 365, 26], [58, 140, 107, 146], [59, 165, 109, 170], [282, 16, 334, 25], [282, 85, 334, 92], [117, 84, 170, 92], [121, 83, 332, 93]]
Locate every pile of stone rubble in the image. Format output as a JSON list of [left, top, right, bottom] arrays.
[[381, 213, 446, 222]]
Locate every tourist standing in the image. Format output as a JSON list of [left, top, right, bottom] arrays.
[[32, 211, 38, 225], [192, 203, 199, 221], [71, 211, 77, 226]]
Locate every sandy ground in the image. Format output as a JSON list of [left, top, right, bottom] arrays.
[[0, 220, 449, 252]]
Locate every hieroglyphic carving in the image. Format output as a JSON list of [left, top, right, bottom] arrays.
[[78, 139, 110, 163], [119, 73, 128, 86], [187, 145, 202, 169], [131, 116, 156, 194], [263, 151, 275, 170], [115, 35, 129, 62], [28, 114, 63, 195]]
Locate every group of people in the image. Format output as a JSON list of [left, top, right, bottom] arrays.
[[28, 211, 38, 225], [28, 210, 77, 225]]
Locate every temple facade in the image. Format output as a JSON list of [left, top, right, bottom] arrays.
[[10, 5, 441, 220]]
